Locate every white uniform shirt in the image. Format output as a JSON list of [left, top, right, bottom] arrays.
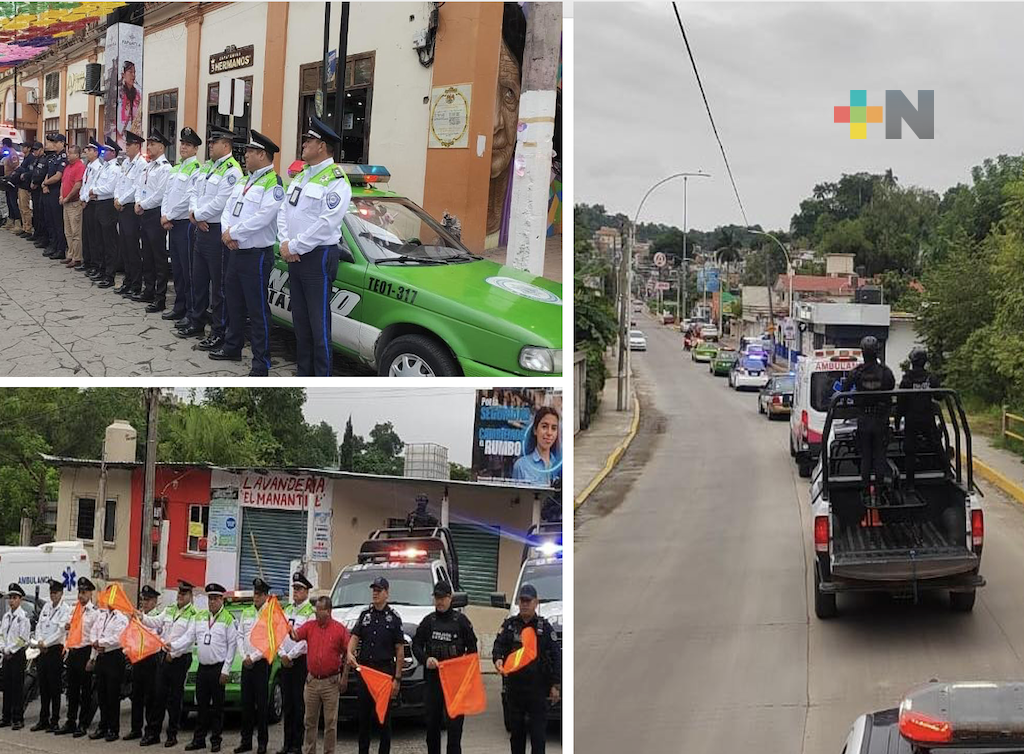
[[115, 152, 146, 205], [276, 158, 352, 257], [196, 606, 237, 673], [278, 599, 314, 660], [0, 605, 31, 653], [140, 601, 197, 659], [65, 601, 100, 650], [137, 153, 171, 211], [91, 608, 129, 657], [33, 599, 70, 648], [81, 159, 100, 205], [161, 156, 201, 221], [221, 165, 285, 249], [92, 158, 121, 200], [192, 155, 243, 223]]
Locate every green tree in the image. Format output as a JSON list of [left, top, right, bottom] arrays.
[[449, 462, 472, 481], [159, 405, 269, 465], [338, 416, 361, 471]]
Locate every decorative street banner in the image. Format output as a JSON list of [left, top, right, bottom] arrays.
[[239, 471, 333, 511], [102, 22, 143, 148], [472, 388, 562, 485]]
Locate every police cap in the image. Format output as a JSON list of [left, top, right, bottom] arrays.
[[6, 583, 25, 597], [241, 129, 280, 155], [252, 577, 271, 595], [370, 577, 389, 591], [146, 127, 171, 147], [517, 583, 538, 601], [77, 577, 96, 592], [205, 583, 226, 596], [103, 137, 122, 154], [208, 125, 235, 143], [177, 579, 194, 593], [179, 127, 202, 147], [140, 584, 160, 600], [48, 579, 64, 593], [302, 116, 341, 147], [291, 572, 312, 590], [124, 130, 144, 146], [432, 581, 452, 597]]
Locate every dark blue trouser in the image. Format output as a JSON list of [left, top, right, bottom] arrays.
[[191, 223, 228, 338], [287, 245, 339, 376], [118, 203, 142, 289], [225, 246, 274, 375], [4, 186, 19, 221], [44, 190, 65, 251], [168, 219, 192, 317]]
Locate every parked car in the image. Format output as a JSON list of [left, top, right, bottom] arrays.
[[662, 313, 676, 325], [758, 373, 796, 418], [629, 330, 647, 351]]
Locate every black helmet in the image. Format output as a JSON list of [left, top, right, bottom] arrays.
[[909, 346, 928, 367], [860, 336, 879, 359]]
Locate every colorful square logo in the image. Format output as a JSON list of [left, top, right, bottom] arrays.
[[834, 90, 883, 138]]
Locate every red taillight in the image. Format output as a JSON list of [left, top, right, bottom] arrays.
[[899, 709, 953, 744], [772, 395, 782, 404], [814, 516, 829, 552], [801, 410, 809, 438], [971, 509, 984, 548]]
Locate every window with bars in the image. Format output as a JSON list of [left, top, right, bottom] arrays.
[[44, 117, 59, 135], [149, 89, 178, 115], [75, 497, 116, 543], [67, 113, 86, 130], [44, 72, 59, 101], [207, 78, 252, 164], [187, 504, 209, 554], [296, 52, 374, 162]]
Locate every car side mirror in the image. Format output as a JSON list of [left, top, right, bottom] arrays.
[[489, 592, 508, 610], [451, 591, 469, 609]]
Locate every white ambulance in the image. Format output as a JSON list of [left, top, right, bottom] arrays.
[[0, 541, 91, 604], [789, 347, 863, 478]]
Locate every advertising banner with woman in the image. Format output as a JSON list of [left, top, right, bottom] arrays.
[[472, 388, 562, 485], [102, 22, 143, 148]]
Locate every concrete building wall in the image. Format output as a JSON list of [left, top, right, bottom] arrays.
[[142, 23, 189, 130], [55, 466, 134, 585], [65, 59, 91, 121], [888, 316, 922, 383]]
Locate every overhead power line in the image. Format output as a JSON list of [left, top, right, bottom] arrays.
[[671, 2, 750, 227]]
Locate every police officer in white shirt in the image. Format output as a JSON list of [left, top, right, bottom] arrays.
[[0, 583, 32, 729], [211, 130, 285, 376], [57, 577, 100, 737], [234, 578, 272, 754], [124, 584, 163, 742], [89, 589, 130, 741], [186, 583, 237, 753], [276, 116, 352, 376], [79, 141, 101, 275], [180, 127, 243, 351], [113, 130, 147, 298], [139, 580, 198, 748], [92, 139, 124, 289], [30, 579, 70, 732], [134, 128, 173, 312], [277, 573, 314, 754], [162, 128, 204, 325]]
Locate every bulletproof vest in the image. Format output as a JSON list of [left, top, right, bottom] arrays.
[[427, 610, 465, 662], [901, 367, 936, 415], [858, 362, 887, 391]]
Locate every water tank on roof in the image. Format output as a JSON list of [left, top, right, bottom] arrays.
[[104, 420, 137, 463]]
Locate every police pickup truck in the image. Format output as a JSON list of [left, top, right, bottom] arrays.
[[842, 681, 1024, 753], [810, 388, 984, 619], [491, 522, 563, 730], [329, 526, 468, 720]]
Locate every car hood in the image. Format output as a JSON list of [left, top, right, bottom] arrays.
[[373, 260, 562, 347], [332, 604, 434, 632]]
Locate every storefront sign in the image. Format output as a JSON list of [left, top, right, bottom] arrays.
[[210, 45, 254, 75], [428, 84, 471, 149], [239, 471, 333, 511], [310, 510, 332, 561], [208, 488, 240, 552]]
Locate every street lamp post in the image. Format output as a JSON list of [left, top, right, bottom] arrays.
[[617, 171, 711, 411], [750, 229, 794, 367]]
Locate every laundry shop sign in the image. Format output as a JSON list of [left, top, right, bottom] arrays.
[[239, 471, 333, 511], [210, 45, 254, 75]]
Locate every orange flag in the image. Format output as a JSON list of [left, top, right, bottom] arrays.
[[248, 596, 291, 663], [66, 602, 84, 649], [119, 617, 163, 664], [438, 653, 487, 717], [499, 626, 538, 676], [97, 583, 135, 615], [358, 665, 394, 724]]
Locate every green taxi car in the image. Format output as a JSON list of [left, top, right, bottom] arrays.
[[710, 348, 738, 376], [269, 165, 563, 377], [182, 596, 284, 723], [691, 341, 718, 363]]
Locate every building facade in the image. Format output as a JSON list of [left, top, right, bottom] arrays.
[[0, 1, 562, 251]]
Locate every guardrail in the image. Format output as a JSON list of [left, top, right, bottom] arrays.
[[1002, 406, 1024, 443]]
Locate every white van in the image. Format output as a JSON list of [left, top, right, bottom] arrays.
[[789, 347, 863, 478], [0, 541, 91, 604]]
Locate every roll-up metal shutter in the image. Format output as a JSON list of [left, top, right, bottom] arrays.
[[239, 508, 307, 594], [448, 523, 499, 605]]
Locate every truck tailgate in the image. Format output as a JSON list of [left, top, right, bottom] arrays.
[[832, 521, 979, 582]]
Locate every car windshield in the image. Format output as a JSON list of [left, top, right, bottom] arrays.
[[741, 358, 764, 371], [630, 331, 644, 338], [345, 197, 473, 264], [810, 371, 850, 412], [331, 568, 435, 607], [520, 563, 562, 602], [717, 351, 737, 360], [775, 376, 796, 392]]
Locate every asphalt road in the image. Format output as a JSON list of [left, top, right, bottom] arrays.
[[0, 675, 560, 754], [575, 313, 1024, 753]]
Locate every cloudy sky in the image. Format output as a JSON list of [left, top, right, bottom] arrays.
[[575, 2, 1024, 232]]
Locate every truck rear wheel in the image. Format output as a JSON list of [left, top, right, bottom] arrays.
[[814, 569, 837, 619], [950, 590, 976, 612]]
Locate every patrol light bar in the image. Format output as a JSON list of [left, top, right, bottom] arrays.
[[897, 681, 1024, 748], [537, 541, 563, 557], [343, 165, 391, 185], [389, 547, 428, 560]]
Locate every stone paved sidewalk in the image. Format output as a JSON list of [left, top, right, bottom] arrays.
[[0, 229, 370, 377]]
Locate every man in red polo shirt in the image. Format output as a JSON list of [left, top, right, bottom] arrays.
[[59, 145, 87, 269], [290, 596, 351, 754]]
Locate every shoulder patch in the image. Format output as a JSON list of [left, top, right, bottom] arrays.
[[326, 192, 341, 210], [273, 185, 285, 201], [333, 166, 343, 178], [227, 174, 237, 186]]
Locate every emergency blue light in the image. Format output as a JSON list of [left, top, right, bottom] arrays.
[[343, 164, 391, 185], [537, 541, 563, 557]]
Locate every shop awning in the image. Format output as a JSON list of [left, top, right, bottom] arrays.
[[0, 2, 126, 68]]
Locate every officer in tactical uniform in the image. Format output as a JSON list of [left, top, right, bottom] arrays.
[[40, 133, 67, 259], [412, 582, 478, 754], [29, 140, 50, 249], [839, 335, 897, 505], [897, 346, 943, 492]]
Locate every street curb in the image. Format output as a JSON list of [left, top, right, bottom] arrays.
[[574, 394, 641, 510], [966, 453, 1024, 505]]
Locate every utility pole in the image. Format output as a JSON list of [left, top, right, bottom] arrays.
[[765, 245, 775, 364], [682, 176, 688, 319], [140, 388, 160, 594], [616, 222, 631, 411], [333, 2, 350, 153]]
